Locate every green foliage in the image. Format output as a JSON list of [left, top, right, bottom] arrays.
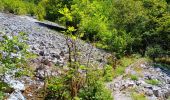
[[78, 69, 113, 100], [145, 45, 164, 60], [0, 0, 45, 19], [131, 92, 146, 100], [35, 1, 46, 20], [0, 81, 11, 100], [0, 91, 4, 100], [130, 75, 138, 81], [103, 65, 114, 82], [145, 79, 160, 85], [0, 32, 35, 75], [1, 0, 27, 14], [46, 66, 113, 100], [0, 1, 4, 11], [46, 76, 71, 99], [1, 0, 169, 58]]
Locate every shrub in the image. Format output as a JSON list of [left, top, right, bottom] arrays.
[[78, 69, 113, 100], [145, 45, 164, 61], [45, 76, 71, 99], [0, 0, 38, 16], [45, 65, 113, 100], [35, 1, 46, 20], [0, 0, 4, 11], [103, 65, 114, 82], [25, 2, 36, 16], [2, 0, 27, 15]]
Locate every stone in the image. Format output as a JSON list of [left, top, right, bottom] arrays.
[[144, 85, 153, 90], [40, 41, 46, 46], [59, 51, 65, 56], [145, 89, 153, 96], [126, 80, 135, 87], [32, 46, 37, 50], [51, 53, 60, 59], [3, 72, 25, 91], [153, 87, 161, 97], [39, 51, 45, 56], [165, 77, 170, 84], [7, 90, 25, 100]]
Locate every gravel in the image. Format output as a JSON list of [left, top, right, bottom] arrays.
[[0, 12, 111, 68]]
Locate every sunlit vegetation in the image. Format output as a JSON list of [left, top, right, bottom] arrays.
[[0, 0, 169, 99], [0, 0, 169, 59], [113, 56, 138, 78], [131, 92, 147, 100], [145, 79, 160, 85]]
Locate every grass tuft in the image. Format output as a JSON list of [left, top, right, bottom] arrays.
[[131, 92, 147, 100], [130, 75, 138, 81], [145, 79, 160, 85]]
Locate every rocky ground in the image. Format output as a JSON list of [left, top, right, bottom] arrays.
[[107, 59, 170, 100], [0, 13, 170, 100], [0, 12, 110, 68], [0, 12, 111, 100]]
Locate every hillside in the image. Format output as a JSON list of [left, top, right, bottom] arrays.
[[0, 12, 169, 100], [0, 0, 170, 100]]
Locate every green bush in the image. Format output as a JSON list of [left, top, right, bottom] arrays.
[[0, 1, 4, 11], [78, 69, 113, 100], [35, 1, 46, 20], [2, 0, 27, 15], [45, 66, 113, 100], [103, 65, 114, 82], [0, 0, 39, 16], [145, 45, 164, 60], [25, 2, 36, 16]]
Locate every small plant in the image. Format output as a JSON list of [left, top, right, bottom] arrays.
[[130, 75, 138, 81], [0, 32, 35, 78], [131, 92, 146, 100], [113, 66, 125, 77], [0, 81, 12, 99], [103, 65, 114, 82], [0, 91, 4, 100], [78, 69, 113, 100], [145, 79, 160, 85]]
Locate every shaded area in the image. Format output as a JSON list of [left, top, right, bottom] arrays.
[[153, 63, 170, 77], [35, 22, 66, 32]]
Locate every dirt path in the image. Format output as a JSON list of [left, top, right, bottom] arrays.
[[107, 58, 170, 100]]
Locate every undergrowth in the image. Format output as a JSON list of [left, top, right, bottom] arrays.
[[113, 56, 139, 78], [131, 92, 146, 100], [0, 0, 45, 20]]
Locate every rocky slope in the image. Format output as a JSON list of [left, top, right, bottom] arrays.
[[0, 12, 111, 100], [0, 13, 170, 100], [107, 59, 170, 100], [0, 12, 110, 68]]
